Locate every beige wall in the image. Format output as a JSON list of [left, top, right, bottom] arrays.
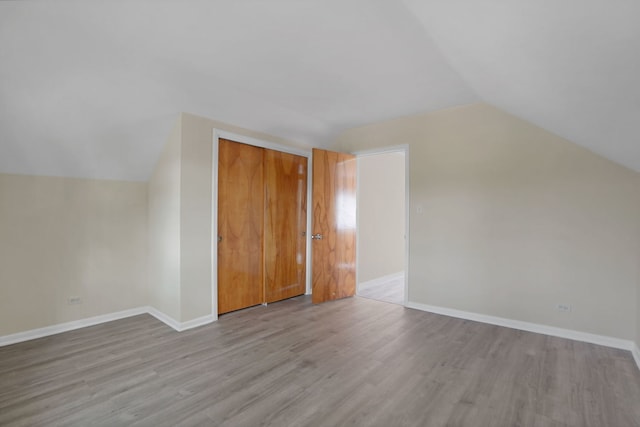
[[0, 173, 147, 336], [178, 113, 211, 322], [172, 112, 310, 322], [148, 117, 182, 321], [5, 104, 638, 348], [358, 152, 405, 283], [637, 280, 640, 348], [334, 103, 640, 340]]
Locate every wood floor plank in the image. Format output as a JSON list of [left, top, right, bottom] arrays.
[[1, 296, 639, 427]]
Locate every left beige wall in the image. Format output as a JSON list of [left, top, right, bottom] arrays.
[[178, 112, 311, 322], [148, 116, 182, 321], [0, 173, 147, 336], [145, 112, 309, 324], [0, 112, 309, 335]]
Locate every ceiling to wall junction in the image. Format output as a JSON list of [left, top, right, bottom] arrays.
[[0, 0, 638, 180]]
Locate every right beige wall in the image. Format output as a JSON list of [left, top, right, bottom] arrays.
[[334, 103, 640, 341], [637, 276, 640, 350]]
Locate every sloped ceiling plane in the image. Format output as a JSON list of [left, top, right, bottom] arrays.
[[1, 0, 638, 180]]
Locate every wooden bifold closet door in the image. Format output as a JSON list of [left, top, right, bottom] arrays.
[[264, 150, 307, 303], [217, 139, 265, 314], [217, 139, 307, 314]]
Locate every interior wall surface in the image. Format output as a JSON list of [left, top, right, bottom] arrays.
[[334, 103, 640, 340], [0, 173, 148, 336]]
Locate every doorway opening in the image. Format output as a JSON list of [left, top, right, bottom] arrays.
[[356, 147, 408, 305]]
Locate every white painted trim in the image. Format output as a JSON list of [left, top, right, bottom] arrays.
[[0, 306, 217, 346], [216, 130, 311, 158], [406, 301, 635, 351], [147, 308, 214, 332], [0, 307, 148, 347], [146, 306, 182, 331], [3, 302, 638, 373], [403, 146, 410, 307], [211, 130, 220, 320], [212, 129, 313, 304], [358, 271, 404, 292], [179, 314, 215, 331], [633, 343, 640, 371], [353, 144, 410, 157]]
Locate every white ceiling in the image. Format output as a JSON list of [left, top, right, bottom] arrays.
[[1, 0, 638, 181]]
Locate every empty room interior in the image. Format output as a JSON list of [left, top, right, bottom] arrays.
[[1, 1, 640, 426]]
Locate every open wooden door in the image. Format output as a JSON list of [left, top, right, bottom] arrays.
[[311, 148, 357, 304]]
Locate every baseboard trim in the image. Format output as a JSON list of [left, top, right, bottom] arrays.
[[177, 314, 215, 331], [632, 343, 640, 371], [358, 271, 404, 292], [3, 300, 637, 372], [146, 306, 182, 331], [406, 301, 634, 352], [0, 307, 216, 347], [0, 307, 148, 347]]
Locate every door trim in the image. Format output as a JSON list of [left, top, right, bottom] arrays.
[[211, 130, 312, 320], [353, 144, 410, 306]]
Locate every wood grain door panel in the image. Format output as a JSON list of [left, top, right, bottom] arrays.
[[264, 150, 308, 303], [217, 139, 265, 314], [311, 148, 356, 304]]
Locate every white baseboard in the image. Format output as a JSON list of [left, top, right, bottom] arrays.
[[3, 300, 638, 373], [173, 313, 215, 331], [146, 306, 182, 331], [358, 271, 404, 292], [633, 343, 640, 371], [0, 306, 216, 347], [406, 301, 634, 352], [0, 307, 148, 347]]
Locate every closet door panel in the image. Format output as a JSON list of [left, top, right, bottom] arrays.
[[217, 139, 264, 314], [264, 150, 307, 303]]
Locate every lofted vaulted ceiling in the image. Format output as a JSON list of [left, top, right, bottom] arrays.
[[1, 0, 638, 181]]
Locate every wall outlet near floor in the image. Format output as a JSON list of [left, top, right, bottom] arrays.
[[556, 303, 572, 313], [67, 296, 82, 305]]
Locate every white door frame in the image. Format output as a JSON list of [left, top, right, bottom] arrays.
[[211, 130, 313, 320], [353, 144, 410, 306]]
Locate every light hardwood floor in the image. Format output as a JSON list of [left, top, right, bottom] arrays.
[[358, 275, 404, 305], [1, 296, 639, 427]]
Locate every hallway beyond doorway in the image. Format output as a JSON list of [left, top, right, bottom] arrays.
[[355, 148, 407, 306], [358, 273, 404, 305]]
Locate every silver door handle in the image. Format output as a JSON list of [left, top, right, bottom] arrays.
[[311, 233, 323, 240]]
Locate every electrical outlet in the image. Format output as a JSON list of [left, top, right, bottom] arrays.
[[556, 303, 571, 313], [67, 296, 82, 305]]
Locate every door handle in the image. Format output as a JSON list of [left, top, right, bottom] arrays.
[[311, 233, 323, 240]]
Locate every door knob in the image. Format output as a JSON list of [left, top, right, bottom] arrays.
[[311, 233, 323, 240]]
